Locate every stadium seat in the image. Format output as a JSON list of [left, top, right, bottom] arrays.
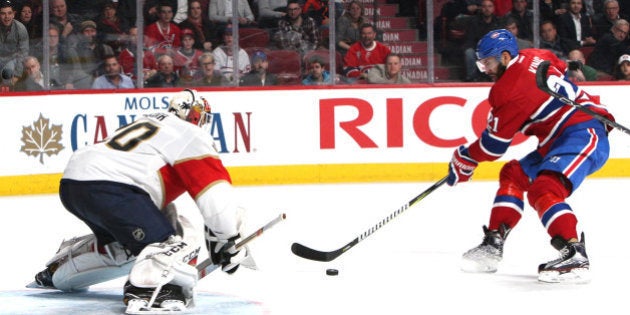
[[239, 28, 271, 49], [266, 49, 302, 85], [579, 46, 594, 63]]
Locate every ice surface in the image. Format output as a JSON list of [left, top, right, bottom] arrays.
[[0, 179, 627, 314]]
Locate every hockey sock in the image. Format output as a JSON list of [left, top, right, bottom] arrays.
[[488, 160, 530, 231], [528, 173, 578, 240]]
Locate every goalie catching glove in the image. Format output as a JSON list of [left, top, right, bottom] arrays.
[[205, 227, 248, 274], [447, 145, 478, 186]]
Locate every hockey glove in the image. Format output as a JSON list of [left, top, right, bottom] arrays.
[[447, 145, 478, 186], [205, 228, 247, 274]]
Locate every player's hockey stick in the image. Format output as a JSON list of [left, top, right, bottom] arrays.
[[291, 177, 448, 262], [535, 60, 630, 136], [197, 213, 286, 278]]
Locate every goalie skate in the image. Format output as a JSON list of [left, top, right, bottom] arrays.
[[538, 233, 590, 284], [124, 282, 191, 314], [461, 224, 511, 273]]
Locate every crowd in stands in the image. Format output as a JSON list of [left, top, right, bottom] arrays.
[[2, 0, 630, 92], [437, 0, 630, 82]]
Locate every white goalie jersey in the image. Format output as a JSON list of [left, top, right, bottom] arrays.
[[62, 112, 237, 233]]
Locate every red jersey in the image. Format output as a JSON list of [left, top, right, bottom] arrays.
[[144, 22, 181, 54], [468, 49, 614, 162], [119, 48, 157, 80], [343, 41, 391, 77]]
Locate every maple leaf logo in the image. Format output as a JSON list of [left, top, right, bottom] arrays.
[[20, 114, 65, 164]]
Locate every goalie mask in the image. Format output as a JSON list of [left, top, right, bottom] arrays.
[[168, 89, 211, 126]]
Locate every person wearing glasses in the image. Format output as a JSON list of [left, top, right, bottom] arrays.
[[592, 0, 629, 39], [274, 0, 319, 53], [587, 18, 630, 76], [191, 52, 229, 86]]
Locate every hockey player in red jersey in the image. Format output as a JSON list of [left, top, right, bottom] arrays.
[[30, 89, 251, 313], [447, 29, 614, 283]]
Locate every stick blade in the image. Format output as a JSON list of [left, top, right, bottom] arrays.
[[291, 242, 340, 262]]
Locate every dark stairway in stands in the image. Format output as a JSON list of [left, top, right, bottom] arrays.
[[359, 0, 462, 82]]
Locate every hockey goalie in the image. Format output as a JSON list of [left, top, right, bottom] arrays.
[[30, 89, 252, 314]]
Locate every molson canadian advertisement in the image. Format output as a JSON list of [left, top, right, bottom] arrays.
[[2, 84, 629, 195]]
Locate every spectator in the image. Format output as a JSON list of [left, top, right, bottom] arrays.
[[66, 0, 109, 22], [212, 26, 251, 82], [302, 0, 328, 27], [31, 24, 82, 89], [336, 0, 367, 58], [540, 20, 580, 59], [567, 48, 598, 80], [173, 28, 204, 85], [208, 0, 256, 31], [539, 0, 568, 23], [587, 18, 629, 75], [49, 0, 82, 42], [145, 54, 180, 87], [505, 16, 534, 49], [144, 2, 181, 57], [16, 1, 42, 43], [257, 0, 287, 29], [91, 54, 135, 89], [582, 0, 602, 17], [556, 0, 596, 47], [462, 0, 502, 82], [118, 26, 158, 81], [302, 55, 332, 85], [366, 53, 412, 84], [503, 0, 534, 41], [274, 0, 319, 53], [13, 55, 44, 91], [495, 0, 513, 16], [117, 0, 138, 25], [74, 20, 114, 88], [342, 23, 391, 80], [171, 0, 188, 24], [190, 52, 228, 86], [96, 1, 131, 54], [614, 53, 630, 80], [0, 0, 28, 84], [239, 50, 278, 86], [592, 0, 629, 39], [177, 0, 219, 52]]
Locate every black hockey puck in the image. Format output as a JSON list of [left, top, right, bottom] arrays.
[[326, 268, 339, 276]]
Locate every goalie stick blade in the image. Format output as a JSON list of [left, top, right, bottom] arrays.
[[291, 242, 346, 262]]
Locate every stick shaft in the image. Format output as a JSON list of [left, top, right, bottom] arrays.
[[535, 60, 630, 135], [291, 177, 447, 262]]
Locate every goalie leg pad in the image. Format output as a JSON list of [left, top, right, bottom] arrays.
[[52, 241, 135, 291], [129, 214, 202, 302]]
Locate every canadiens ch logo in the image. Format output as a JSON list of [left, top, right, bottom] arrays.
[[133, 228, 146, 241], [20, 113, 64, 164]]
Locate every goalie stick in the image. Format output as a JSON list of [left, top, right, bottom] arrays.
[[197, 213, 286, 278], [535, 60, 630, 136], [291, 177, 447, 262]]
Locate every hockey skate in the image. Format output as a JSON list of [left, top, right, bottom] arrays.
[[538, 233, 590, 284], [461, 224, 511, 273], [124, 281, 191, 314]]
